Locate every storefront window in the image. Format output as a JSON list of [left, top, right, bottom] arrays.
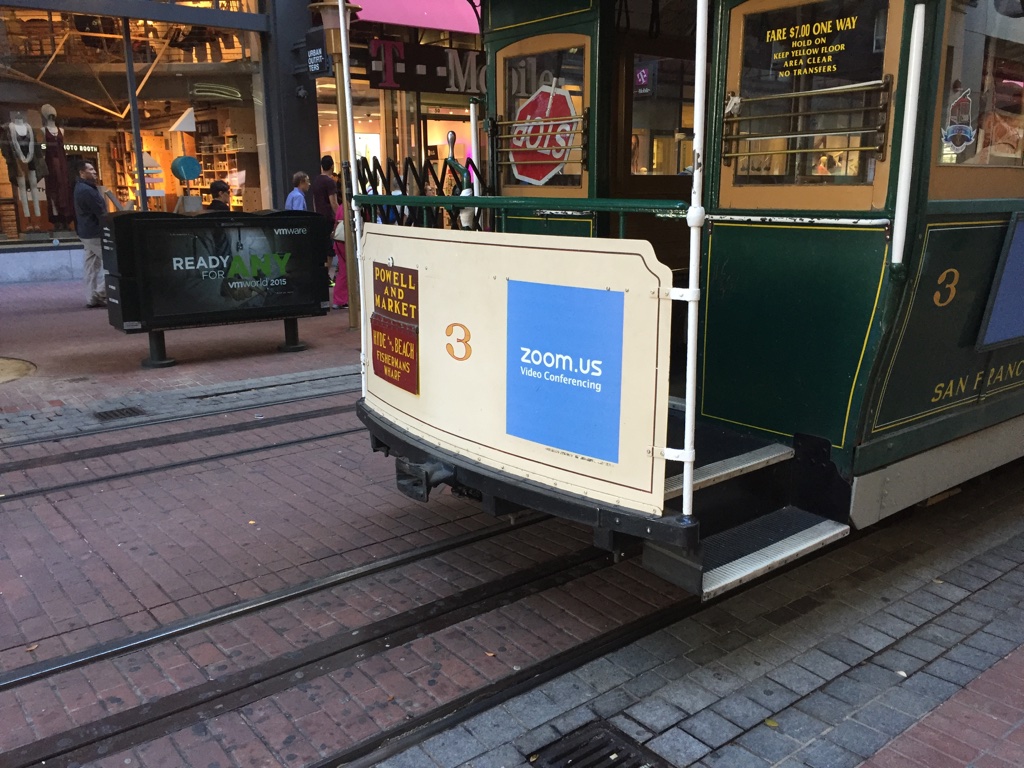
[[727, 0, 889, 184], [630, 55, 693, 175], [939, 2, 1024, 167], [0, 9, 265, 242]]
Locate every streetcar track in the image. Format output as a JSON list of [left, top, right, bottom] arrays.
[[0, 374, 361, 451], [9, 547, 612, 768], [0, 424, 367, 504], [0, 513, 548, 692], [0, 403, 358, 474]]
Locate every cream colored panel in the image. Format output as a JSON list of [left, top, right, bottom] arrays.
[[360, 224, 674, 516]]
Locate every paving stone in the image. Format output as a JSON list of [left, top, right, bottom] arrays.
[[925, 657, 982, 686], [573, 657, 633, 693], [894, 635, 947, 661], [718, 647, 772, 682], [686, 662, 747, 697], [622, 669, 669, 698], [794, 690, 857, 725], [702, 744, 771, 768], [463, 708, 528, 750], [540, 674, 599, 711], [851, 699, 917, 738], [680, 708, 743, 748], [657, 678, 718, 714], [793, 648, 850, 681], [590, 688, 638, 719], [608, 714, 653, 744], [605, 645, 662, 676], [876, 685, 943, 718], [458, 743, 526, 768], [505, 691, 565, 729], [712, 693, 772, 729], [863, 612, 916, 640], [846, 662, 904, 689], [902, 671, 961, 702], [422, 725, 487, 767], [647, 726, 712, 765], [965, 630, 1018, 658], [934, 611, 985, 636], [884, 600, 937, 626], [796, 738, 863, 768], [549, 706, 598, 737], [923, 580, 971, 603], [822, 676, 881, 707], [770, 707, 828, 743], [954, 600, 1000, 623], [653, 657, 698, 681], [943, 643, 1001, 671], [873, 649, 926, 675], [625, 697, 685, 733], [766, 661, 826, 696], [513, 724, 559, 755], [737, 723, 802, 762], [379, 745, 439, 768], [738, 677, 801, 712], [817, 635, 875, 665], [987, 619, 1024, 644]]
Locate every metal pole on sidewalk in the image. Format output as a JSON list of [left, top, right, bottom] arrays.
[[122, 18, 148, 212]]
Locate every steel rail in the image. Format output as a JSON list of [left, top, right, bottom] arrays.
[[0, 514, 548, 693], [9, 547, 609, 768]]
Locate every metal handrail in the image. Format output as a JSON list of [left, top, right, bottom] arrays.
[[351, 194, 689, 215]]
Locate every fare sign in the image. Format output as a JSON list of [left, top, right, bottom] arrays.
[[509, 85, 581, 185], [371, 263, 419, 394]]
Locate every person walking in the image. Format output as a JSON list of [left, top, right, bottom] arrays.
[[285, 171, 309, 210], [73, 160, 107, 308], [207, 179, 231, 211], [310, 156, 340, 293]]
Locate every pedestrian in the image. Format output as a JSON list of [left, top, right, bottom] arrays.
[[310, 155, 340, 282], [285, 171, 309, 210], [72, 160, 107, 308], [207, 179, 231, 211]]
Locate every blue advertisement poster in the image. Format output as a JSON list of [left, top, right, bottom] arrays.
[[978, 212, 1024, 351], [506, 280, 624, 462]]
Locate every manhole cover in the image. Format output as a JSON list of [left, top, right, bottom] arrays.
[[94, 406, 147, 422], [0, 358, 36, 385], [529, 722, 671, 767]]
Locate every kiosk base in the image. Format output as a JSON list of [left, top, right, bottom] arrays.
[[142, 331, 177, 368], [278, 318, 308, 353]]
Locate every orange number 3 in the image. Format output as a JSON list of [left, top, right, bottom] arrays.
[[445, 323, 472, 361]]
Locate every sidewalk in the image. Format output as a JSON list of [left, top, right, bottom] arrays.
[[0, 280, 361, 437]]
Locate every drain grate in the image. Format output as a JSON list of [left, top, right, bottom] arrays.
[[529, 721, 671, 767], [94, 406, 147, 422]]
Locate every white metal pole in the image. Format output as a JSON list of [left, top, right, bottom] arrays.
[[680, 0, 711, 518], [470, 99, 481, 196], [890, 3, 926, 266], [338, 0, 368, 397]]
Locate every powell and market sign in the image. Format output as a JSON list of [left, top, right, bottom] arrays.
[[364, 40, 486, 95]]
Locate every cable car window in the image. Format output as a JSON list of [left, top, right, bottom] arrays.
[[725, 0, 890, 185], [938, 2, 1024, 167], [631, 55, 695, 175], [500, 42, 586, 188]]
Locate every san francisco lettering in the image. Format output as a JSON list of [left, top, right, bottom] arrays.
[[930, 358, 1024, 402]]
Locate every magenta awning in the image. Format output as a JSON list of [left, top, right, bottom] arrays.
[[354, 0, 480, 34]]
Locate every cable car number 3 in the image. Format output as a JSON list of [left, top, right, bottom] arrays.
[[446, 323, 472, 361], [933, 268, 959, 308]]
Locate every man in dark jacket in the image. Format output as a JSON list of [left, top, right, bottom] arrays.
[[73, 160, 107, 308], [207, 179, 231, 211]]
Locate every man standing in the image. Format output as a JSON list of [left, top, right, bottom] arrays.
[[310, 155, 338, 222], [73, 160, 107, 308], [207, 179, 231, 211], [285, 171, 309, 210]]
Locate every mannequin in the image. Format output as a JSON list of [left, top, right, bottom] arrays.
[[41, 104, 73, 229], [8, 111, 41, 220]]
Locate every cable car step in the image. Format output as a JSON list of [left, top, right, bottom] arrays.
[[643, 506, 849, 600], [664, 443, 794, 499]]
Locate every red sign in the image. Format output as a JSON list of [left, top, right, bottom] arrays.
[[371, 262, 419, 394], [509, 85, 581, 185], [371, 315, 419, 395]]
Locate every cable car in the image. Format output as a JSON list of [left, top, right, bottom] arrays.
[[338, 0, 1024, 600]]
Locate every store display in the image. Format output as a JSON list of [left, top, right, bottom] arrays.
[[8, 112, 41, 222], [41, 104, 74, 229]]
